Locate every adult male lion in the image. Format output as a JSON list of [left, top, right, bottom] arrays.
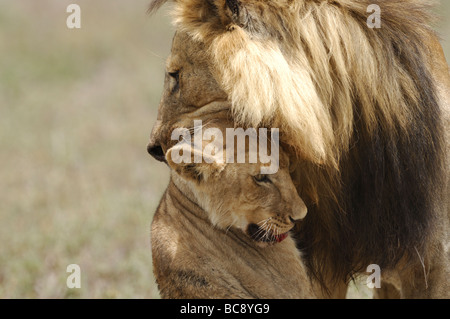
[[147, 0, 450, 298]]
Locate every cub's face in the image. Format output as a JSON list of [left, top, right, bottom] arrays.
[[166, 144, 307, 246]]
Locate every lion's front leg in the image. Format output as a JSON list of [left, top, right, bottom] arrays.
[[398, 241, 450, 299], [376, 231, 450, 299]]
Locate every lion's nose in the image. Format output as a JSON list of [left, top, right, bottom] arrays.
[[147, 143, 166, 163], [147, 119, 166, 163]]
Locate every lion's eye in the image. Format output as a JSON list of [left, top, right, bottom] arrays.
[[168, 70, 180, 93], [253, 174, 271, 184], [168, 70, 179, 80]]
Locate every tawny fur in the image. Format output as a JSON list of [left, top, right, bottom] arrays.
[[151, 118, 314, 298]]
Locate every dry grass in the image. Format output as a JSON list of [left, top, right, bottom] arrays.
[[0, 0, 173, 298], [0, 0, 448, 299]]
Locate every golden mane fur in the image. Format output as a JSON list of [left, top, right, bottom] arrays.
[[151, 0, 439, 166]]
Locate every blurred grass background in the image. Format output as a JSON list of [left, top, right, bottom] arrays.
[[0, 0, 448, 298]]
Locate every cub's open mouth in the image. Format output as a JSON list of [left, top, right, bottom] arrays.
[[247, 223, 289, 244]]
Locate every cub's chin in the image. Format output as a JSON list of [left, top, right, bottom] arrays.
[[246, 223, 290, 247]]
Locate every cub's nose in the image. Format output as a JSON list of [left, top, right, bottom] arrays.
[[289, 197, 308, 222], [147, 143, 166, 163]]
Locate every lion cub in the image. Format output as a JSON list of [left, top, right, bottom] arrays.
[[151, 122, 314, 299]]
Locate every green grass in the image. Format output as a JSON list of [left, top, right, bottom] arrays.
[[0, 0, 448, 299]]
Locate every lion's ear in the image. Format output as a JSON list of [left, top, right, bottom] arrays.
[[217, 0, 253, 30], [166, 146, 226, 183], [224, 0, 242, 23]]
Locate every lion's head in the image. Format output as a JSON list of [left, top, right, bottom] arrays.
[[147, 30, 229, 162], [165, 119, 307, 246], [148, 0, 441, 167]]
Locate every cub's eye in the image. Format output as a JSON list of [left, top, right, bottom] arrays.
[[253, 174, 271, 184]]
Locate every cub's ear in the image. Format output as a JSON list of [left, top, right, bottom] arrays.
[[166, 146, 225, 183]]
